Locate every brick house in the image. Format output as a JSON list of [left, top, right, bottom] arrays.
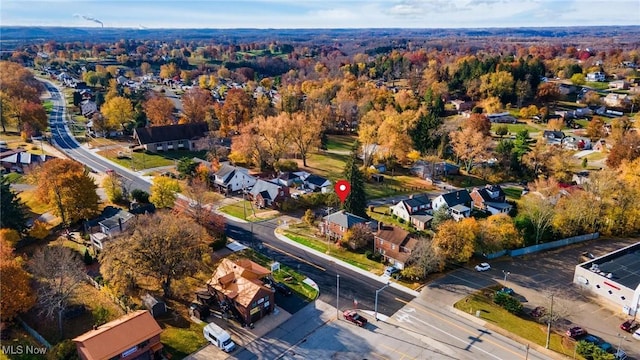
[[319, 210, 368, 242], [374, 224, 418, 270]]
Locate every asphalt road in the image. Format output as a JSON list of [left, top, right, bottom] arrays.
[[43, 80, 151, 193]]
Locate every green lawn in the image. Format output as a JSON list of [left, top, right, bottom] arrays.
[[454, 290, 576, 357], [326, 135, 356, 152], [584, 151, 607, 161], [218, 200, 277, 221], [367, 206, 419, 233], [502, 187, 522, 200], [282, 223, 385, 274], [584, 82, 609, 91], [3, 172, 23, 184], [43, 100, 53, 114], [230, 249, 319, 302], [160, 321, 207, 359], [491, 122, 541, 136], [304, 151, 350, 180]]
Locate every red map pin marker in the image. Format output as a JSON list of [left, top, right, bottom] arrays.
[[335, 179, 351, 203]]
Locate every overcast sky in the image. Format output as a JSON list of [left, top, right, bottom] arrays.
[[2, 0, 639, 29]]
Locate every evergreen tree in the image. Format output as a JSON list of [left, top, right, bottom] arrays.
[[0, 177, 27, 233], [410, 111, 443, 154], [343, 150, 367, 218]]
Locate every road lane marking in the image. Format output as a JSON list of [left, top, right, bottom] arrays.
[[262, 243, 326, 271], [378, 343, 413, 359], [394, 298, 528, 359]]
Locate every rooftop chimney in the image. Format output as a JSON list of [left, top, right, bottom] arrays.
[[378, 221, 383, 232]]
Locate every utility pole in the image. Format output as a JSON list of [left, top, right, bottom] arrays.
[[336, 274, 340, 319], [375, 282, 391, 321], [616, 333, 625, 356], [545, 294, 554, 349]]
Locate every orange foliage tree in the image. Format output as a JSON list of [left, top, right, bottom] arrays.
[[0, 239, 35, 321], [143, 95, 174, 126]]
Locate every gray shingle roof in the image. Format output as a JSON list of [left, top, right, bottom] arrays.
[[134, 122, 208, 145], [323, 210, 367, 229], [440, 190, 472, 207], [249, 179, 282, 201]]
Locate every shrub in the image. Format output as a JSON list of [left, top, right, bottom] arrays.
[[83, 248, 94, 265], [274, 159, 298, 172], [209, 234, 228, 251], [130, 189, 150, 203], [92, 306, 110, 326], [493, 292, 523, 314], [46, 339, 79, 360]]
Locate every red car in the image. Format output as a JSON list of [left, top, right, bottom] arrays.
[[566, 326, 588, 339], [620, 319, 639, 333], [343, 310, 368, 327]]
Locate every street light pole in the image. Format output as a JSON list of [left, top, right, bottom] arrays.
[[617, 333, 625, 356], [375, 282, 391, 321], [336, 274, 340, 319], [545, 294, 554, 349], [502, 270, 510, 284]]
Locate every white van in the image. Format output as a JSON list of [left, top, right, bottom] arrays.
[[203, 322, 236, 352]]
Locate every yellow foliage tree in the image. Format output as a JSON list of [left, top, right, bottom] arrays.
[[0, 239, 35, 321], [101, 96, 134, 130], [149, 176, 181, 209], [0, 228, 20, 246], [432, 218, 478, 263]]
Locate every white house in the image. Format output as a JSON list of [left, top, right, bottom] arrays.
[[304, 175, 332, 193], [587, 72, 606, 82], [432, 190, 473, 221], [213, 163, 257, 193], [390, 194, 432, 230]]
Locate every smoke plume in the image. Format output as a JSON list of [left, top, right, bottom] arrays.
[[74, 14, 104, 27]]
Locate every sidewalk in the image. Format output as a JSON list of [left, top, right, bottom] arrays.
[[273, 224, 420, 298]]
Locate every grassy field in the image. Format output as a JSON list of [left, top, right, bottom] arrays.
[[502, 187, 522, 200], [584, 81, 609, 91], [583, 151, 607, 161], [18, 189, 54, 216], [454, 290, 577, 357], [326, 135, 356, 152], [367, 206, 418, 233], [491, 122, 542, 135], [160, 321, 207, 359], [218, 200, 278, 221], [3, 172, 24, 184], [281, 222, 385, 274]]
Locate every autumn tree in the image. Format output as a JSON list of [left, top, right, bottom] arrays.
[[377, 109, 418, 163], [357, 110, 384, 167], [536, 82, 562, 113], [433, 218, 478, 263], [29, 244, 85, 334], [0, 228, 21, 247], [343, 150, 367, 218], [341, 223, 373, 251], [254, 114, 290, 167], [288, 112, 322, 167], [159, 62, 179, 79], [182, 87, 212, 124], [100, 212, 210, 297], [229, 123, 268, 169], [34, 159, 100, 226], [404, 238, 443, 280], [0, 239, 35, 322], [0, 176, 27, 232], [519, 193, 555, 245], [586, 117, 606, 140], [140, 62, 151, 75], [101, 96, 134, 130], [480, 70, 514, 102], [102, 172, 123, 203], [213, 88, 254, 133], [149, 176, 181, 209], [465, 113, 492, 136], [606, 131, 640, 168], [143, 95, 174, 126], [477, 214, 523, 253], [450, 126, 491, 173], [552, 190, 599, 237]]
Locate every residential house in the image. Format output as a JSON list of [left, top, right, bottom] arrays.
[[319, 210, 368, 242], [603, 93, 631, 108], [542, 130, 566, 145], [410, 161, 459, 183], [572, 171, 590, 186], [370, 163, 386, 174], [72, 310, 163, 360], [206, 258, 275, 325], [0, 148, 54, 173], [593, 139, 610, 152], [609, 80, 630, 90], [212, 163, 257, 194], [89, 210, 135, 251], [249, 179, 290, 209], [304, 175, 332, 193], [587, 72, 606, 82], [562, 136, 591, 150], [277, 172, 302, 187], [80, 99, 97, 118], [431, 190, 473, 221], [487, 112, 517, 124], [470, 185, 513, 215], [390, 194, 432, 230], [133, 122, 209, 152], [450, 99, 474, 112], [374, 224, 419, 270]]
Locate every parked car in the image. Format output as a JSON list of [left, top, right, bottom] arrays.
[[475, 263, 491, 272], [633, 328, 640, 340], [497, 287, 514, 296], [566, 326, 588, 339], [273, 282, 292, 296], [384, 266, 400, 277], [620, 319, 639, 333], [343, 310, 368, 327], [530, 306, 546, 318], [615, 349, 627, 360]]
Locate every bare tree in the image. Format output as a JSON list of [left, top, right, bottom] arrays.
[[520, 193, 556, 245], [404, 237, 443, 280], [29, 244, 85, 335]]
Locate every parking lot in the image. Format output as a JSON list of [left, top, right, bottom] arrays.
[[425, 237, 640, 359]]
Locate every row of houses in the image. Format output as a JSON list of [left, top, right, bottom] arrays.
[[318, 185, 512, 269], [0, 147, 54, 173]]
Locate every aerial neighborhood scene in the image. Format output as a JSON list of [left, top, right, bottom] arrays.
[[2, 1, 640, 359]]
